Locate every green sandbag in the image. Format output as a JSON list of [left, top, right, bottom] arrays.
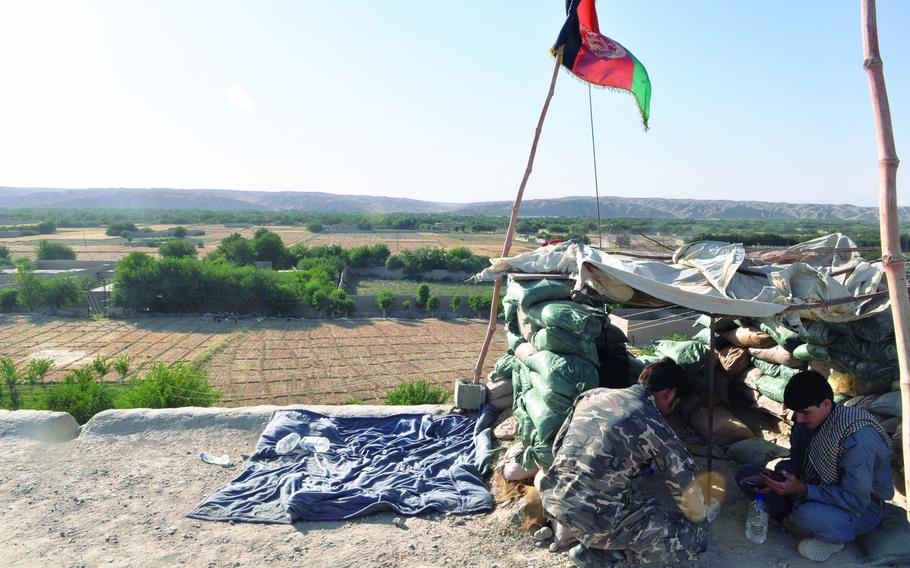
[[502, 301, 518, 323], [859, 503, 910, 567], [799, 321, 842, 346], [603, 322, 629, 345], [756, 374, 790, 403], [792, 343, 829, 361], [656, 340, 710, 372], [522, 388, 569, 444], [837, 335, 898, 362], [828, 349, 898, 382], [506, 330, 525, 354], [726, 437, 789, 466], [491, 354, 516, 380], [853, 312, 896, 343], [692, 327, 712, 345], [504, 278, 573, 309], [833, 393, 852, 405], [511, 360, 534, 403], [756, 318, 802, 351], [532, 328, 600, 366], [522, 350, 600, 396], [525, 300, 605, 338], [752, 358, 802, 381], [518, 430, 555, 469], [694, 315, 739, 332], [867, 391, 901, 417]]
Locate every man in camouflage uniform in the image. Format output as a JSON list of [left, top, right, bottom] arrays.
[[540, 359, 710, 566]]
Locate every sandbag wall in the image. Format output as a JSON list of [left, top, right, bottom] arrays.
[[486, 278, 631, 474]]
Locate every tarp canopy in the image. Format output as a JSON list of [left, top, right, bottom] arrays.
[[473, 234, 889, 322]]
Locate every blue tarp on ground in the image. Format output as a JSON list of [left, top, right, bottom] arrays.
[[187, 406, 495, 524]]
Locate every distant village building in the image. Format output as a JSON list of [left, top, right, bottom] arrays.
[[325, 223, 359, 232]]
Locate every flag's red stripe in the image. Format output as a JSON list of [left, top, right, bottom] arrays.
[[577, 0, 600, 34], [572, 47, 634, 90]]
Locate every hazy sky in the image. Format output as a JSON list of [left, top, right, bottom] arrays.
[[1, 1, 908, 206]]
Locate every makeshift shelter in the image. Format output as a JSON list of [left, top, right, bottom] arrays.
[[473, 234, 904, 494]]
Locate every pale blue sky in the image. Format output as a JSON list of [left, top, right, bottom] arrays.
[[0, 1, 907, 206]]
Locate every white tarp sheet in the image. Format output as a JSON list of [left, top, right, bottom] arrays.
[[472, 234, 889, 321]]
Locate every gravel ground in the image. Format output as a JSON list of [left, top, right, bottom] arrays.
[[0, 407, 881, 568]]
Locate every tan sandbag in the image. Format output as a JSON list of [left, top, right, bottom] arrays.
[[749, 345, 806, 368], [486, 378, 513, 400], [503, 458, 539, 481], [755, 395, 790, 420], [716, 345, 750, 375], [494, 415, 518, 440], [489, 392, 513, 411], [723, 326, 775, 348], [514, 342, 539, 362], [688, 406, 754, 447], [730, 366, 763, 390]]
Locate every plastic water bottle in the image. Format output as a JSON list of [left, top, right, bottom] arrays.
[[275, 432, 301, 455], [300, 436, 330, 453], [745, 494, 768, 544]]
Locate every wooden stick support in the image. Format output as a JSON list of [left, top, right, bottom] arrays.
[[861, 0, 909, 521], [472, 49, 564, 384]]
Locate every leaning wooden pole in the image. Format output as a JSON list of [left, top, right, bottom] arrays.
[[861, 0, 909, 518], [473, 49, 563, 383]]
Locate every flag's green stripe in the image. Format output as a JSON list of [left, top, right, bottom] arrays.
[[631, 56, 651, 127]]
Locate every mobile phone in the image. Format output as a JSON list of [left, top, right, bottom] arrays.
[[761, 469, 786, 483], [741, 477, 767, 489]]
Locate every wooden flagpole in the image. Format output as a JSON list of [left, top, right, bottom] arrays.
[[860, 0, 909, 519], [473, 49, 564, 383]]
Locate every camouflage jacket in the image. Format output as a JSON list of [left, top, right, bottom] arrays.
[[541, 385, 707, 530]]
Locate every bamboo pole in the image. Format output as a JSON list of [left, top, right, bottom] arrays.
[[706, 316, 717, 502], [860, 0, 909, 519], [473, 49, 564, 383]]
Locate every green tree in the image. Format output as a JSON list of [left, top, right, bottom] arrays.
[[449, 295, 462, 313], [15, 260, 44, 309], [426, 295, 439, 310], [170, 226, 189, 238], [207, 233, 255, 266], [43, 367, 116, 424], [158, 238, 198, 259], [0, 244, 10, 260], [305, 221, 324, 233], [415, 283, 430, 309], [468, 291, 492, 317], [375, 289, 395, 317], [36, 240, 76, 260], [0, 289, 18, 311], [42, 276, 81, 310], [251, 229, 289, 268], [106, 222, 138, 236]]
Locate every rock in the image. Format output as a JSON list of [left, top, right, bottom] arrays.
[[391, 517, 407, 530], [532, 526, 553, 541]]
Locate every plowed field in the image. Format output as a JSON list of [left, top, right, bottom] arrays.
[[0, 315, 501, 405]]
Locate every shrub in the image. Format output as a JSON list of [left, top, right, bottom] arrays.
[[42, 276, 81, 309], [402, 299, 412, 310], [375, 289, 395, 317], [119, 362, 221, 409], [15, 261, 44, 309], [342, 396, 364, 405], [106, 222, 138, 237], [43, 368, 117, 424], [468, 291, 493, 317], [0, 244, 10, 259], [36, 240, 76, 260], [0, 289, 18, 311], [112, 355, 132, 379], [90, 355, 111, 377], [170, 226, 189, 238], [384, 380, 450, 405], [415, 283, 430, 309], [426, 295, 440, 310], [449, 295, 463, 313], [158, 238, 198, 259]]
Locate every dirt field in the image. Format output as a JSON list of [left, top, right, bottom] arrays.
[[0, 315, 500, 405]]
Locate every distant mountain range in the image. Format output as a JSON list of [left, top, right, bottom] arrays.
[[0, 186, 902, 221]]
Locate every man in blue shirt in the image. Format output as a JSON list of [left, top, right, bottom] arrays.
[[735, 370, 893, 562]]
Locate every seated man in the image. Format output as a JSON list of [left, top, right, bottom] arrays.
[[736, 370, 893, 562], [540, 359, 711, 567]]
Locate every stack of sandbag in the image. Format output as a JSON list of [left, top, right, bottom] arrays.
[[496, 278, 613, 473]]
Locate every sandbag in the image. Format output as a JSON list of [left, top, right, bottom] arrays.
[[723, 326, 775, 348], [828, 349, 898, 382], [489, 392, 513, 411], [844, 394, 879, 410], [756, 374, 790, 403], [493, 415, 518, 440], [487, 378, 513, 400], [656, 340, 710, 372], [726, 437, 790, 466], [756, 318, 802, 351], [752, 359, 803, 382], [798, 320, 842, 346], [596, 341, 631, 389], [853, 312, 896, 343], [506, 330, 525, 354], [514, 342, 539, 362], [825, 365, 855, 396], [749, 345, 805, 368], [499, 442, 539, 482], [716, 345, 750, 375], [525, 300, 605, 338], [837, 335, 898, 363], [502, 301, 518, 324], [853, 376, 892, 396], [490, 355, 517, 381], [602, 322, 629, 345], [517, 308, 540, 341], [730, 366, 763, 389], [792, 343, 829, 362], [867, 391, 901, 417], [692, 327, 712, 345], [504, 278, 573, 309], [755, 395, 789, 419], [519, 429, 555, 469], [531, 328, 599, 366], [521, 388, 570, 444], [859, 503, 910, 567], [522, 351, 600, 397], [688, 406, 754, 447], [694, 315, 739, 333]]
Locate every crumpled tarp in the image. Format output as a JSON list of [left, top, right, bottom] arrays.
[[473, 234, 889, 321], [187, 407, 495, 524]]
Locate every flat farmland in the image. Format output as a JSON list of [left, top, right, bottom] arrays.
[[0, 315, 501, 406], [1, 225, 538, 261]]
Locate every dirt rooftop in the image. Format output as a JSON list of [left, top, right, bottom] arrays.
[[0, 407, 880, 568]]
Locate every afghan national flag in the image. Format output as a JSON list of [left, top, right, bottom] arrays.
[[554, 0, 652, 129]]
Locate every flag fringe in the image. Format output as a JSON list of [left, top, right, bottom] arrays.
[[550, 51, 650, 131]]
